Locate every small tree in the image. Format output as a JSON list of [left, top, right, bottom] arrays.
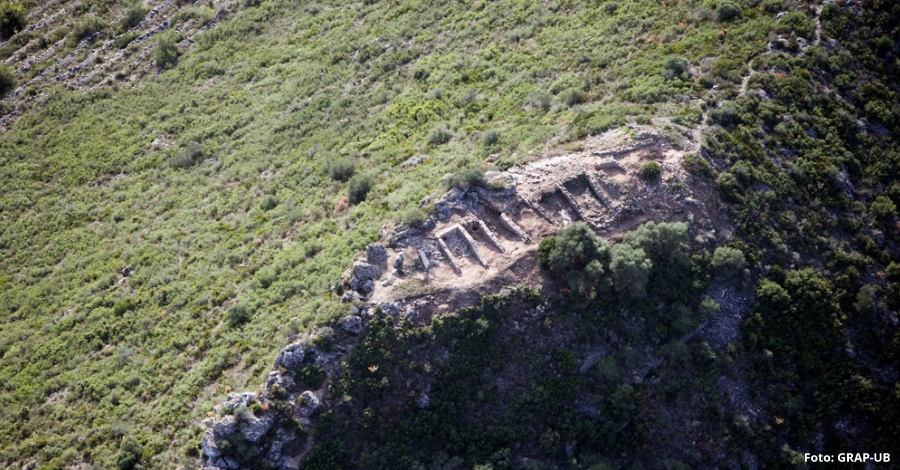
[[427, 124, 452, 145], [609, 243, 652, 299], [0, 1, 26, 39], [662, 55, 689, 79], [226, 305, 252, 329], [154, 31, 181, 69], [716, 1, 741, 22], [711, 246, 745, 277], [115, 436, 143, 470], [348, 174, 374, 204], [327, 158, 355, 181], [638, 161, 662, 182], [0, 63, 14, 98], [445, 168, 486, 189], [872, 195, 897, 221]]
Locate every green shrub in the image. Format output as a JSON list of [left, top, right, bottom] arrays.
[[427, 124, 452, 145], [401, 207, 426, 227], [662, 55, 689, 79], [348, 174, 374, 204], [482, 129, 500, 147], [444, 168, 486, 189], [560, 87, 584, 107], [716, 1, 741, 22], [68, 16, 106, 48], [259, 195, 278, 211], [114, 31, 139, 49], [871, 195, 897, 221], [154, 31, 181, 69], [113, 298, 136, 316], [117, 3, 149, 34], [541, 222, 612, 295], [115, 436, 143, 470], [0, 1, 26, 39], [683, 154, 714, 178], [610, 243, 652, 299], [226, 305, 252, 329], [711, 246, 745, 278], [537, 237, 557, 271], [638, 161, 661, 182], [327, 158, 356, 182], [171, 141, 203, 168], [0, 63, 14, 98]]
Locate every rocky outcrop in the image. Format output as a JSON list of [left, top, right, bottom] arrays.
[[273, 343, 305, 371]]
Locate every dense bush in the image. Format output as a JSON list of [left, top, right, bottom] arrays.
[[68, 16, 107, 48], [348, 174, 375, 204], [0, 63, 14, 98], [0, 1, 25, 39], [427, 124, 452, 145], [662, 55, 689, 79], [400, 207, 426, 227], [154, 31, 181, 69], [327, 158, 355, 182], [117, 3, 149, 34], [445, 168, 486, 189], [716, 1, 741, 22], [226, 305, 252, 329], [115, 436, 143, 470], [638, 161, 661, 182], [539, 222, 612, 296], [171, 141, 203, 168]]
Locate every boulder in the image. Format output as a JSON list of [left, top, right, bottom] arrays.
[[274, 343, 306, 370], [358, 279, 374, 294], [201, 429, 222, 458], [340, 315, 363, 335], [265, 370, 283, 390], [340, 290, 360, 303], [416, 393, 431, 409], [393, 252, 405, 270], [366, 243, 388, 266], [352, 262, 379, 282], [299, 391, 321, 417], [378, 302, 400, 316], [239, 412, 275, 443], [212, 415, 238, 437]]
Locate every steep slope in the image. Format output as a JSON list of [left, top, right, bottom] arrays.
[[0, 0, 898, 468]]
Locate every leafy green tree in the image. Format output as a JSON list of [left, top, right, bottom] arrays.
[[872, 195, 897, 221], [154, 31, 181, 69], [348, 174, 375, 203], [638, 161, 662, 182], [327, 158, 355, 181], [115, 436, 143, 470], [0, 63, 14, 98], [226, 305, 252, 329], [621, 221, 688, 268], [539, 222, 612, 296], [716, 1, 741, 22], [0, 1, 26, 39], [711, 246, 745, 278], [610, 243, 652, 299]]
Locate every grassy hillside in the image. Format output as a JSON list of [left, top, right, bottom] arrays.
[[0, 0, 898, 468]]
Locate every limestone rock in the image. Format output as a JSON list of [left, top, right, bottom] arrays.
[[366, 243, 388, 266], [417, 393, 431, 409], [340, 315, 363, 335], [239, 412, 275, 443], [201, 430, 222, 458], [352, 262, 379, 282], [274, 343, 306, 370], [265, 370, 283, 390], [299, 390, 321, 417]]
